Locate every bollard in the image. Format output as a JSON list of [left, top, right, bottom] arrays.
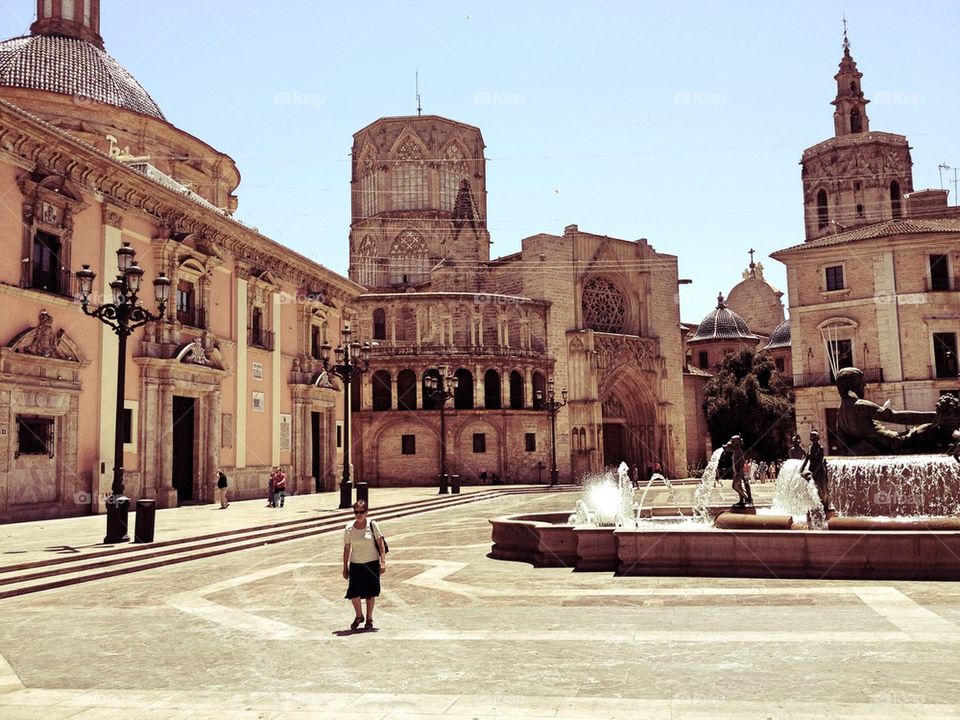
[[450, 474, 461, 494], [134, 499, 157, 543], [104, 495, 130, 544], [354, 481, 369, 507]]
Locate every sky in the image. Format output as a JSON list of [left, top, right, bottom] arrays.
[[2, 1, 959, 323]]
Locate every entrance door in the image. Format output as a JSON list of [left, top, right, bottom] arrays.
[[311, 411, 322, 492], [172, 396, 196, 503], [602, 423, 624, 468]]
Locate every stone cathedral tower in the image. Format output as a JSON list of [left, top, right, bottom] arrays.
[[800, 31, 914, 241], [348, 115, 490, 291]]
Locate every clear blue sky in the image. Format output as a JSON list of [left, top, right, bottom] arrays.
[[2, 1, 958, 323]]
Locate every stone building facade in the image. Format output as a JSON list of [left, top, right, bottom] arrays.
[[0, 1, 361, 522], [772, 35, 960, 454], [346, 115, 688, 483]]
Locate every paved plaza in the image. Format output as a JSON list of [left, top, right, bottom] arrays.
[[0, 484, 959, 719]]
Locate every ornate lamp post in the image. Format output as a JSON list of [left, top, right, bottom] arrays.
[[320, 325, 371, 509], [424, 366, 458, 494], [536, 378, 568, 486], [75, 242, 170, 543]]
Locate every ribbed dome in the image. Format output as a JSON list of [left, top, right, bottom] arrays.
[[689, 293, 758, 344], [764, 318, 791, 350], [0, 34, 165, 120]]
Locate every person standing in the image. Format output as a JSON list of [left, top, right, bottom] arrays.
[[272, 466, 287, 508], [729, 436, 753, 507], [342, 500, 385, 631], [800, 430, 830, 514], [215, 468, 229, 509]]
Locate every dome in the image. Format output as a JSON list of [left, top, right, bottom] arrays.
[[688, 293, 758, 344], [0, 34, 165, 120], [764, 318, 791, 350]]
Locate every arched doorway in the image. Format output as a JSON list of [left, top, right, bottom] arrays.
[[599, 367, 664, 478]]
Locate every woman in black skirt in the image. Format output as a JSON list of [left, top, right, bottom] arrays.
[[342, 500, 386, 630]]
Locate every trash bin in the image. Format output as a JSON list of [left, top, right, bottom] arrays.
[[134, 499, 156, 544], [104, 494, 130, 544], [354, 481, 369, 506], [450, 475, 461, 494]]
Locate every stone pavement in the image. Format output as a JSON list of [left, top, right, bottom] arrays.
[[1, 483, 959, 719]]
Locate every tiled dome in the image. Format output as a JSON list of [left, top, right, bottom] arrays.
[[764, 318, 791, 350], [0, 34, 165, 120], [688, 293, 758, 344]]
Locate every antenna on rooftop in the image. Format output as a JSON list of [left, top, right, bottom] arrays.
[[416, 70, 422, 116]]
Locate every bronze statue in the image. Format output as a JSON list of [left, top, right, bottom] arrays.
[[835, 367, 960, 455], [729, 435, 753, 507], [788, 433, 807, 460], [799, 429, 830, 513]]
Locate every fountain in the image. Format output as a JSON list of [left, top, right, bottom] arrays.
[[490, 368, 960, 579]]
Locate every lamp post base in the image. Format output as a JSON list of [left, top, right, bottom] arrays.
[[338, 481, 353, 509], [104, 495, 130, 544]]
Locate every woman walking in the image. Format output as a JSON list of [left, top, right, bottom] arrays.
[[342, 500, 386, 630]]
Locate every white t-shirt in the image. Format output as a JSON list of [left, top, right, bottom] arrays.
[[344, 520, 382, 564]]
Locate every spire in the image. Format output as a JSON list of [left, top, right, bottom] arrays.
[[716, 292, 726, 309], [31, 0, 104, 50], [748, 248, 756, 275], [831, 19, 869, 137]]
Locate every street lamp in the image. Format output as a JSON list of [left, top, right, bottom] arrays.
[[320, 325, 371, 509], [536, 378, 568, 486], [424, 367, 458, 494], [75, 242, 170, 543]]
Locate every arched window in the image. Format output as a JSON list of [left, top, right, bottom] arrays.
[[373, 308, 386, 341], [372, 370, 392, 411], [509, 370, 524, 409], [532, 372, 546, 410], [393, 138, 427, 210], [355, 235, 378, 287], [581, 276, 625, 333], [396, 306, 415, 342], [440, 144, 468, 212], [389, 230, 429, 286], [454, 369, 474, 409], [890, 180, 902, 219], [817, 189, 829, 229], [484, 369, 501, 409], [358, 151, 378, 217], [397, 369, 417, 411], [850, 108, 862, 133], [422, 368, 441, 411]]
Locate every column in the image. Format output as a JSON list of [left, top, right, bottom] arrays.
[[271, 292, 282, 465], [235, 278, 248, 467], [208, 388, 222, 501]]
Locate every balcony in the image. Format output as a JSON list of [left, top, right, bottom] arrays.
[[369, 343, 547, 360], [19, 266, 74, 298], [176, 307, 208, 330], [923, 276, 960, 293], [248, 327, 275, 351], [793, 366, 884, 388]]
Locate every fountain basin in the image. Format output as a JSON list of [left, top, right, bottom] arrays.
[[488, 513, 578, 568], [713, 512, 794, 530], [827, 455, 960, 517]]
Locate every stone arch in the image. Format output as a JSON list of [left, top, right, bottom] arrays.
[[371, 370, 391, 411], [388, 230, 429, 286], [454, 418, 502, 479], [598, 364, 665, 475], [371, 417, 439, 485], [422, 368, 441, 411], [453, 368, 474, 409], [816, 188, 829, 229], [483, 369, 501, 409], [372, 307, 386, 340], [509, 369, 524, 409], [440, 141, 469, 212], [396, 368, 417, 410], [532, 371, 546, 409], [354, 235, 379, 287]]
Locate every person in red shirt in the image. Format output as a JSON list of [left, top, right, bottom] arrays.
[[270, 466, 287, 508]]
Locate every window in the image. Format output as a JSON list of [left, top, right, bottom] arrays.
[[30, 230, 64, 294], [509, 371, 524, 409], [775, 357, 785, 373], [473, 433, 486, 453], [581, 276, 626, 333], [440, 144, 468, 211], [388, 231, 429, 286], [525, 433, 536, 452], [401, 434, 416, 455], [176, 280, 203, 327], [17, 416, 53, 456], [248, 306, 273, 350], [825, 265, 844, 292], [484, 369, 501, 409], [454, 368, 474, 409], [397, 369, 417, 411], [355, 236, 378, 287], [816, 189, 829, 229], [891, 181, 902, 219], [930, 254, 950, 291], [934, 332, 958, 378], [372, 370, 392, 411], [850, 108, 863, 133], [359, 173, 377, 218], [373, 308, 386, 340], [311, 325, 322, 360], [856, 203, 865, 218], [698, 351, 709, 369], [827, 339, 853, 381]]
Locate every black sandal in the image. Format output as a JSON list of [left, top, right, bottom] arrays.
[[364, 619, 374, 630], [350, 616, 364, 631]]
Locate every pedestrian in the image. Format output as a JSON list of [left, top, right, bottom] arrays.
[[799, 429, 830, 514], [215, 468, 229, 509], [729, 435, 753, 507], [342, 500, 386, 631], [630, 464, 639, 488], [272, 466, 287, 508], [789, 434, 807, 460], [266, 473, 275, 508]]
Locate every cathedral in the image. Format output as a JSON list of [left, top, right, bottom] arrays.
[[0, 1, 956, 524]]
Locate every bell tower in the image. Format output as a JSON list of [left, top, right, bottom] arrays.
[[31, 0, 103, 50], [831, 27, 869, 136], [799, 27, 913, 241]]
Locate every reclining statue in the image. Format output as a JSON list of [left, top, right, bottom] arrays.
[[835, 367, 960, 455]]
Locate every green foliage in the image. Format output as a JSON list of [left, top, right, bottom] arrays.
[[703, 349, 795, 461]]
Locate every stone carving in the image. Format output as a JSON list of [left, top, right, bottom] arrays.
[[582, 276, 625, 334], [177, 340, 211, 366], [12, 310, 77, 361]]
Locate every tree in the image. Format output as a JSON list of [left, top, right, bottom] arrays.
[[703, 349, 795, 461]]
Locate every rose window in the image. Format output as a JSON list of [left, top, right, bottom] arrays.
[[582, 277, 625, 333]]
